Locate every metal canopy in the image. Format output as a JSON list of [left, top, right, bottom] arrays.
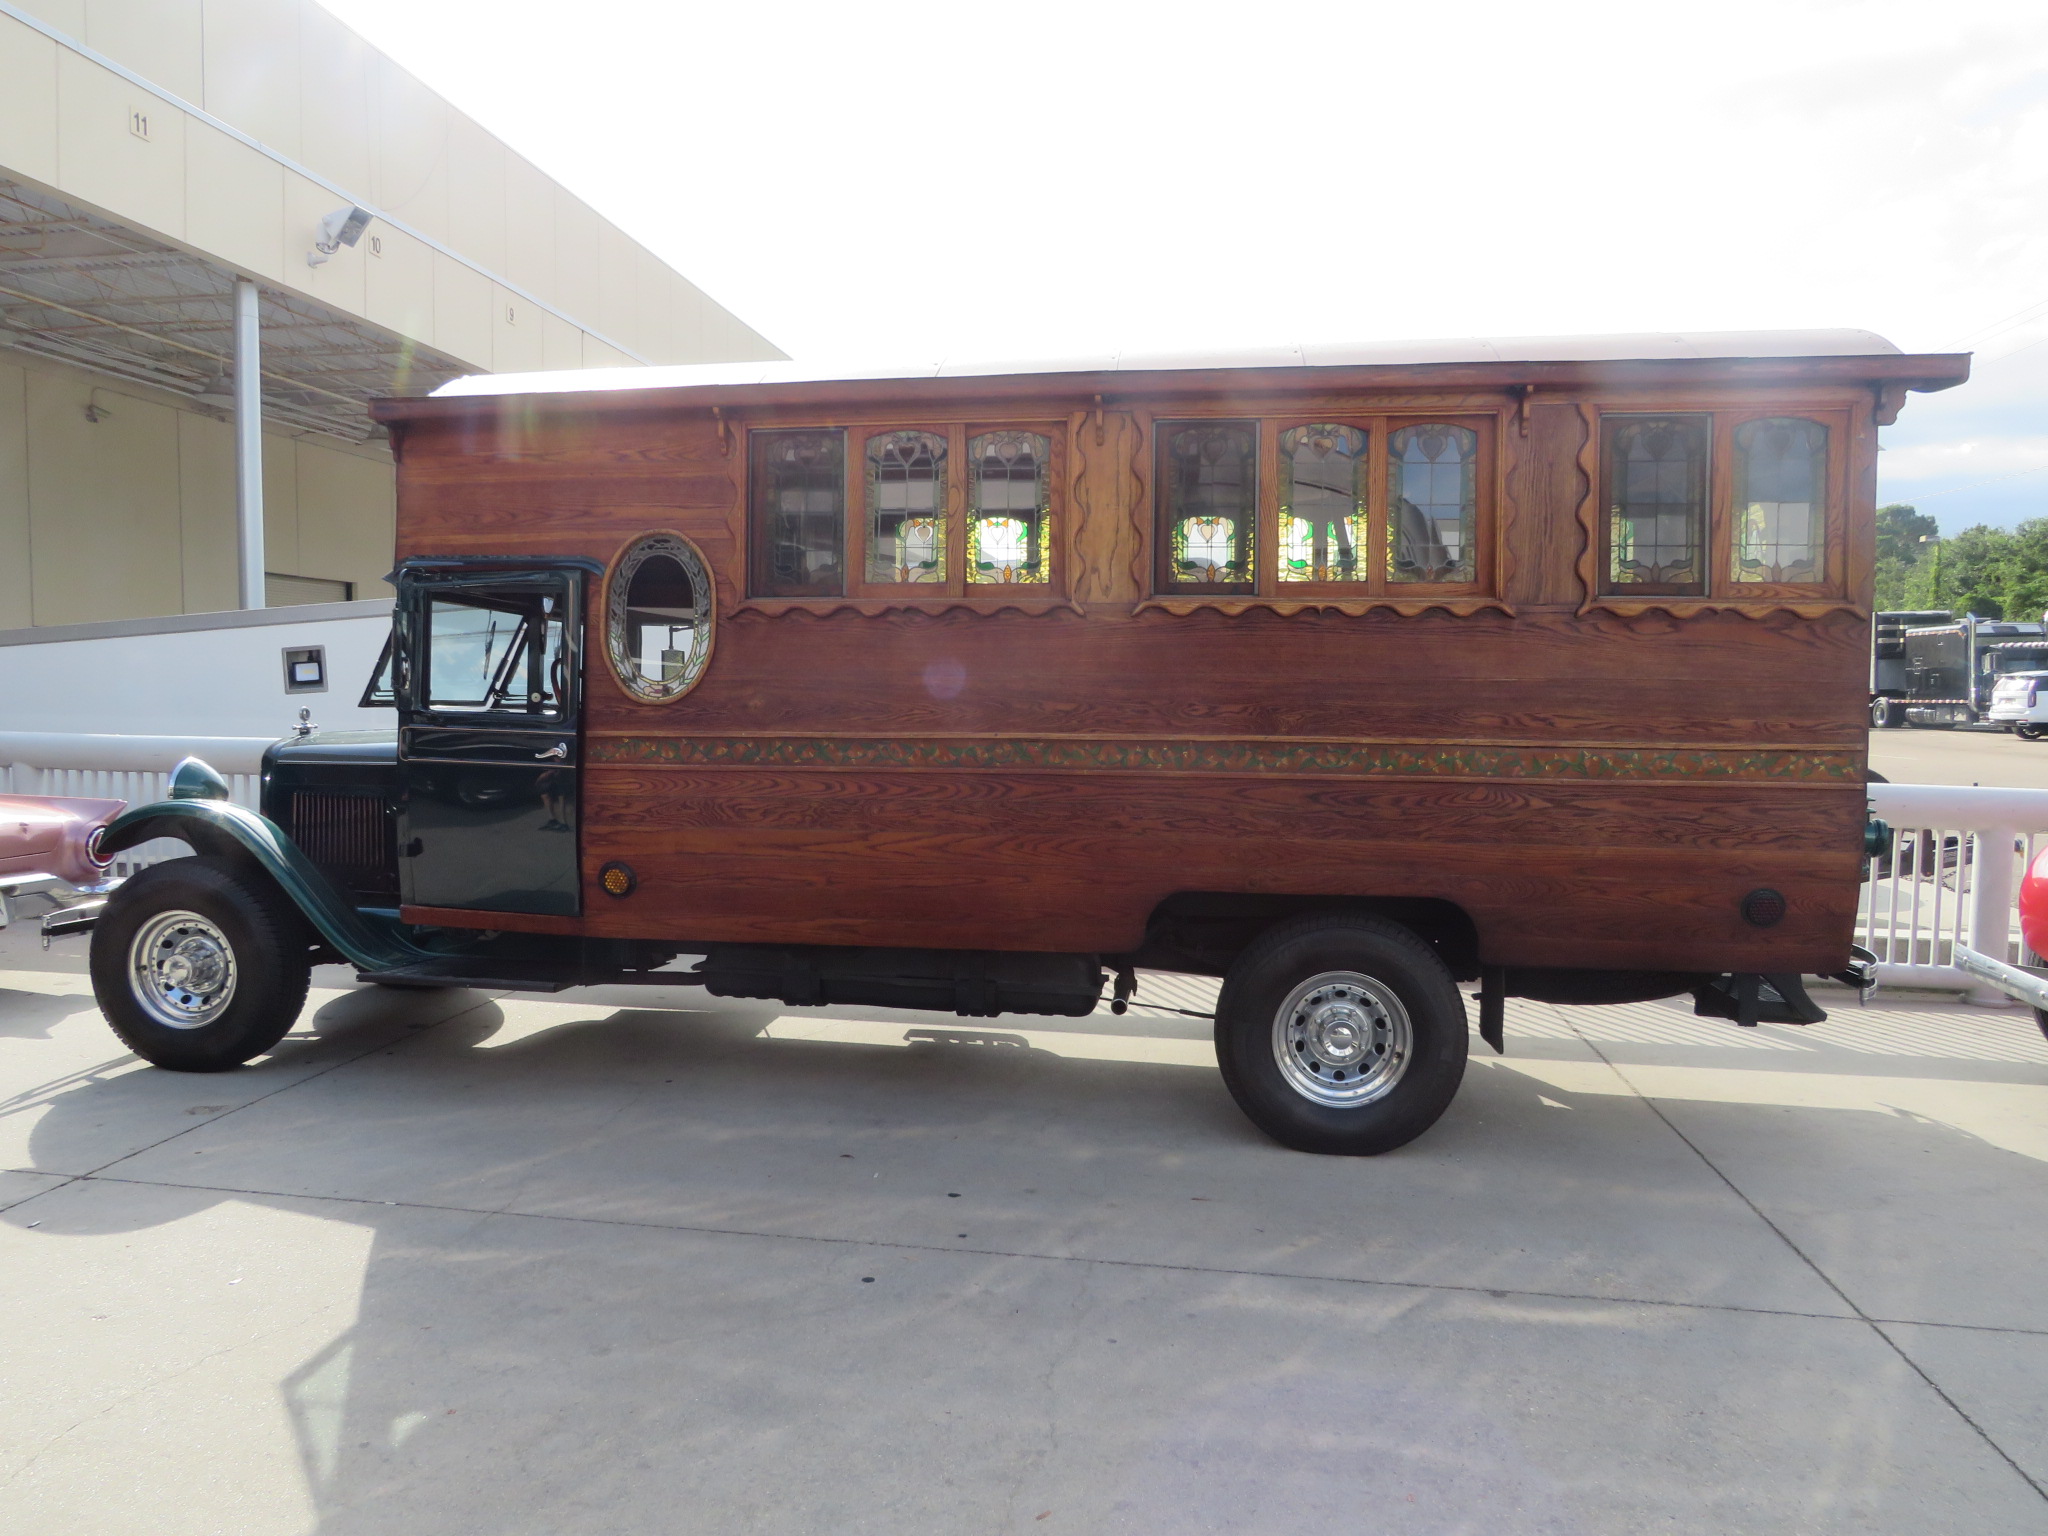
[[0, 178, 471, 441]]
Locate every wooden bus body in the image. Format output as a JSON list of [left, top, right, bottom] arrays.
[[371, 332, 1964, 983], [79, 331, 1970, 1153]]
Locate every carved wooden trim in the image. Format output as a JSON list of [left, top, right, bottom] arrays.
[[589, 732, 1863, 783], [1064, 408, 1143, 606], [1571, 402, 1602, 614], [1578, 598, 1865, 622], [1130, 595, 1516, 619], [730, 595, 1082, 620], [1491, 403, 1516, 612], [1124, 409, 1151, 599]]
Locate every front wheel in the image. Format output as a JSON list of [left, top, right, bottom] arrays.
[[1870, 699, 1901, 729], [89, 857, 312, 1071], [1214, 914, 1468, 1155]]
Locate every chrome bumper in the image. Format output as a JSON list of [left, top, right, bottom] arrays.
[[38, 898, 106, 947], [1952, 944, 2048, 1011]]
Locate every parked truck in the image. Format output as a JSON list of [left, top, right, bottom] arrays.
[[1869, 612, 2048, 728]]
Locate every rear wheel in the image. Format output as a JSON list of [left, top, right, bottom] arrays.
[[2020, 725, 2047, 742], [1214, 914, 1468, 1155], [89, 857, 312, 1071]]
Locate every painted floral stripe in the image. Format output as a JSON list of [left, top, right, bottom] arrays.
[[590, 736, 1860, 783]]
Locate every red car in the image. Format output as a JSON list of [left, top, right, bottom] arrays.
[[0, 794, 124, 928]]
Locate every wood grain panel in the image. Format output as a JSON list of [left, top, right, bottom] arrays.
[[582, 768, 1860, 850], [378, 362, 1905, 976], [1506, 402, 1591, 608], [580, 605, 1873, 749], [572, 763, 1860, 968]]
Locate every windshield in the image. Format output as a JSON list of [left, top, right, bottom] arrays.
[[422, 592, 568, 717]]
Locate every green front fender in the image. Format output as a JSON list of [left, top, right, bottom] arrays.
[[98, 798, 433, 973]]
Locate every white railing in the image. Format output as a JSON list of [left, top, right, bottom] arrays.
[[1862, 784, 2048, 1002], [0, 732, 269, 876]]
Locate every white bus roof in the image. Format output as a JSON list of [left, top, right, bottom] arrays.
[[432, 328, 1907, 400]]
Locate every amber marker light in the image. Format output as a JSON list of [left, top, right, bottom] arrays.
[[599, 862, 637, 899]]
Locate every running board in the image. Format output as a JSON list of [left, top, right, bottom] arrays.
[[356, 960, 707, 993]]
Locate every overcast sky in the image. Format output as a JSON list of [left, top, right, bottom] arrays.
[[321, 0, 2048, 534]]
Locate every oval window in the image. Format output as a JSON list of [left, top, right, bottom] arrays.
[[606, 533, 715, 702]]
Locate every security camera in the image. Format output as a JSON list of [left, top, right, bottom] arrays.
[[307, 205, 373, 266]]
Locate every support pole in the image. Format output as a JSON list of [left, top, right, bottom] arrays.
[[1968, 824, 2019, 1005], [233, 276, 264, 609]]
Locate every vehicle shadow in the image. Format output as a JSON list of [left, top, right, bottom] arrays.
[[4, 990, 2046, 1532], [0, 984, 98, 1039]]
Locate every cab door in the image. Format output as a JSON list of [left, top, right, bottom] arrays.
[[394, 565, 584, 917]]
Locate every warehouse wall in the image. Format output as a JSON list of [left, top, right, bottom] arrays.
[[0, 347, 394, 628], [0, 0, 780, 370]]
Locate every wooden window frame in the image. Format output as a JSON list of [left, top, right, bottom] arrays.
[[1597, 413, 1713, 599], [743, 418, 1069, 607], [1149, 413, 1498, 601], [1592, 408, 1849, 606], [1375, 415, 1493, 599], [1266, 417, 1377, 596], [1155, 419, 1261, 596], [963, 426, 1059, 591], [855, 424, 958, 596], [747, 426, 849, 600], [1714, 408, 1848, 602]]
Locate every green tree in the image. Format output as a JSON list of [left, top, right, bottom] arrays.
[[1875, 503, 1938, 565], [1873, 554, 1917, 609], [1865, 505, 2048, 618], [1925, 528, 2007, 618]]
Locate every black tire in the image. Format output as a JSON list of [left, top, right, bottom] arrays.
[[1214, 913, 1468, 1155], [89, 856, 313, 1072], [1870, 699, 1899, 729], [2020, 725, 2047, 742], [2036, 1007, 2048, 1044]]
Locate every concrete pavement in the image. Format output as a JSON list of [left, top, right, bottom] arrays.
[[1869, 723, 2048, 788], [3, 924, 2047, 1532]]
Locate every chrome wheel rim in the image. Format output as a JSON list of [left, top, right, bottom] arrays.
[[1272, 971, 1411, 1107], [128, 909, 237, 1030]]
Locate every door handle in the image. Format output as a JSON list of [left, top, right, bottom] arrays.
[[535, 743, 568, 761]]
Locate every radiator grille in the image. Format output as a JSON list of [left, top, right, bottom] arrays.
[[289, 790, 398, 903]]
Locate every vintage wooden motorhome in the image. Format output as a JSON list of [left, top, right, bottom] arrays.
[[76, 331, 1970, 1154]]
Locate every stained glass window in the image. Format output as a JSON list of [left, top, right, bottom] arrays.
[[1603, 417, 1708, 592], [607, 533, 715, 702], [968, 432, 1050, 585], [749, 430, 844, 597], [1278, 426, 1367, 583], [1732, 418, 1827, 584], [1161, 422, 1256, 588], [866, 430, 948, 584], [1388, 425, 1477, 583]]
